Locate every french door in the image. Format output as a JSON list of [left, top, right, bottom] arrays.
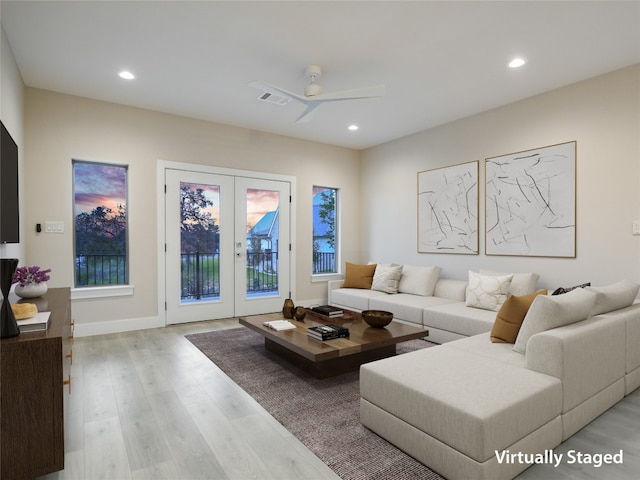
[[165, 169, 290, 324]]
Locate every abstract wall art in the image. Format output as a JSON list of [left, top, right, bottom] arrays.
[[485, 141, 576, 257], [418, 161, 479, 254]]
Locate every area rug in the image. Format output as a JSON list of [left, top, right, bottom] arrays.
[[186, 327, 444, 480]]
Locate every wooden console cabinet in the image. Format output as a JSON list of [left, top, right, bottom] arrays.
[[1, 287, 72, 479]]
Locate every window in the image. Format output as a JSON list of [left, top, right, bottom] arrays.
[[73, 160, 128, 286], [312, 186, 338, 274]]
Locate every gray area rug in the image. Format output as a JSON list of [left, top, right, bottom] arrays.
[[186, 327, 444, 480]]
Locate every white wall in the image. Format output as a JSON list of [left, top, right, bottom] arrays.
[[0, 25, 25, 262], [361, 65, 640, 291], [24, 89, 361, 334]]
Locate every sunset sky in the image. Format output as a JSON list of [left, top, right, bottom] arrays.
[[183, 183, 279, 231], [73, 162, 279, 231], [73, 162, 127, 215]]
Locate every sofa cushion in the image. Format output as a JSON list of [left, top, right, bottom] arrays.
[[369, 294, 456, 325], [444, 333, 526, 368], [433, 278, 468, 301], [480, 269, 539, 296], [360, 347, 562, 463], [423, 302, 497, 337], [585, 280, 640, 315], [371, 263, 403, 294], [342, 262, 377, 289], [398, 265, 441, 296], [466, 271, 513, 311], [514, 287, 597, 354], [490, 289, 547, 343], [330, 287, 387, 311]]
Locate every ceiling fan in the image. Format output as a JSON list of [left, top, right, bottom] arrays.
[[249, 65, 385, 123]]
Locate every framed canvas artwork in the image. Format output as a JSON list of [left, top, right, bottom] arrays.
[[485, 141, 576, 257], [418, 161, 479, 254]]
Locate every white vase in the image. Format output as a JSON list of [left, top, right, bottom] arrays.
[[15, 282, 48, 298]]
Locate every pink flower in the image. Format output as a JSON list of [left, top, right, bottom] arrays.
[[12, 266, 52, 287]]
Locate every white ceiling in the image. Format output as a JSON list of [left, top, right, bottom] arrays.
[[2, 1, 639, 150]]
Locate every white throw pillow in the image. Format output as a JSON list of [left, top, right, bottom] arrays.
[[513, 287, 597, 354], [371, 264, 403, 294], [398, 265, 442, 296], [585, 280, 640, 315], [465, 271, 513, 311], [479, 269, 539, 296]]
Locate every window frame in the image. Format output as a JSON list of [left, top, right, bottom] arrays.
[[72, 159, 130, 292], [311, 185, 340, 280]]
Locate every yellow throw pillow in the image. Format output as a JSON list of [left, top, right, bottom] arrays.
[[490, 289, 547, 343], [342, 263, 377, 289]]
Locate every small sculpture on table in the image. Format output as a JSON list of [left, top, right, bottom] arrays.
[[294, 306, 307, 322], [282, 298, 295, 319]]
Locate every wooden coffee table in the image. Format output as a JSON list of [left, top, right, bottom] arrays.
[[239, 308, 428, 379]]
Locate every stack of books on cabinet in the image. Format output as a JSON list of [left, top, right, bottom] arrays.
[[307, 324, 350, 341]]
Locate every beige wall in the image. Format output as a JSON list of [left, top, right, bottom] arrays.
[[24, 89, 361, 333], [361, 65, 640, 290]]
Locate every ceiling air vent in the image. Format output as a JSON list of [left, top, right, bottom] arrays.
[[258, 92, 291, 106]]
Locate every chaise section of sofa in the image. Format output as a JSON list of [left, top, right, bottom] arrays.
[[361, 346, 563, 480], [360, 280, 640, 480]]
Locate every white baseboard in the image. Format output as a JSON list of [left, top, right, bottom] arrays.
[[74, 315, 164, 337]]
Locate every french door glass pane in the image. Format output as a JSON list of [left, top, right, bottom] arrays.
[[245, 188, 279, 298], [180, 182, 221, 303]]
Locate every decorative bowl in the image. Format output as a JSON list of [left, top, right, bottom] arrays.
[[361, 310, 393, 328]]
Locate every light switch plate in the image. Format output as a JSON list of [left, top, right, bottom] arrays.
[[633, 220, 640, 235], [45, 221, 64, 233]]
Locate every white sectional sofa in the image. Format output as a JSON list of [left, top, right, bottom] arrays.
[[359, 281, 640, 480], [328, 264, 539, 344]]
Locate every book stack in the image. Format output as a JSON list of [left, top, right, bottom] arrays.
[[311, 305, 344, 318], [307, 324, 350, 341], [16, 312, 51, 332]]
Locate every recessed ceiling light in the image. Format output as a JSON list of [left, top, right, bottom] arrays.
[[508, 58, 527, 68], [348, 125, 359, 131], [119, 71, 135, 80]]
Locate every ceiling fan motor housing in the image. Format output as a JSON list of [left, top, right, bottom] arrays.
[[304, 64, 323, 96]]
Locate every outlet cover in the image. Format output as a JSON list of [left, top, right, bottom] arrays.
[[633, 220, 640, 235], [45, 221, 64, 233]]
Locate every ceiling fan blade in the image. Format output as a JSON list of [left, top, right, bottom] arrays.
[[295, 103, 321, 123], [309, 84, 386, 102], [248, 81, 308, 104]]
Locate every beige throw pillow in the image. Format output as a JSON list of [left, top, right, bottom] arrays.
[[513, 287, 597, 354], [466, 271, 513, 311], [479, 269, 539, 296], [490, 289, 547, 343], [398, 265, 442, 296], [585, 280, 640, 315], [371, 264, 403, 294], [342, 263, 377, 289]]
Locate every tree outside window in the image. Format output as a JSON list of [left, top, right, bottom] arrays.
[[313, 186, 338, 274], [73, 160, 128, 286]]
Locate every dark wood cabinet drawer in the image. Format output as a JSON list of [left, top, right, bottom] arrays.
[[1, 288, 70, 479]]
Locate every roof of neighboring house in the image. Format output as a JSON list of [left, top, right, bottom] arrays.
[[248, 209, 278, 237], [248, 192, 333, 238]]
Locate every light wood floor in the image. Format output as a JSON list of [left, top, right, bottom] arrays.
[[40, 319, 639, 480]]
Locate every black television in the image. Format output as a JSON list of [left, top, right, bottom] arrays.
[[1, 120, 20, 244]]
